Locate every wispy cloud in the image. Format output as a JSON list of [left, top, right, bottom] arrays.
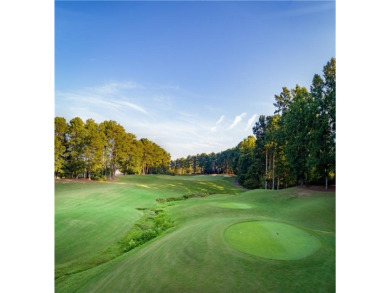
[[56, 82, 256, 160], [245, 114, 258, 131], [56, 80, 148, 116], [115, 100, 147, 114], [228, 113, 247, 130], [209, 115, 225, 132], [88, 81, 143, 95], [216, 115, 224, 124]]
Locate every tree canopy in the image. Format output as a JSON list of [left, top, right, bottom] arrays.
[[170, 58, 336, 190], [55, 58, 335, 188], [54, 118, 171, 179]]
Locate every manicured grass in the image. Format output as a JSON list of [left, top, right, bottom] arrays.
[[224, 221, 321, 260], [55, 175, 335, 293], [217, 202, 253, 209], [55, 175, 241, 278]]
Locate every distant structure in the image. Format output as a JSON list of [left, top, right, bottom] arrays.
[[115, 169, 123, 176]]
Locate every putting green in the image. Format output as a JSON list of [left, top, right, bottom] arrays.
[[224, 221, 321, 260], [217, 202, 252, 209]]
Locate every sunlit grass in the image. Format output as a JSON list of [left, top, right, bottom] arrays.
[[55, 175, 335, 293]]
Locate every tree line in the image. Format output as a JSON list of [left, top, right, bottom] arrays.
[[55, 118, 171, 179], [55, 58, 335, 188], [171, 58, 335, 189]]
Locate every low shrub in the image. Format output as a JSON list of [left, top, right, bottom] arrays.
[[122, 211, 174, 252], [91, 175, 107, 181], [155, 192, 212, 203]]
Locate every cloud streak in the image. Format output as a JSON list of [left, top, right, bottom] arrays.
[[56, 82, 257, 160], [115, 100, 147, 114], [216, 115, 224, 124], [228, 113, 247, 130], [246, 114, 258, 131], [89, 81, 143, 95], [56, 80, 148, 116]]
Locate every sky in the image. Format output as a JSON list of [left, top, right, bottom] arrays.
[[55, 1, 335, 160]]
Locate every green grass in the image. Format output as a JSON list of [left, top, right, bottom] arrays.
[[55, 175, 241, 279], [55, 175, 335, 292], [217, 202, 253, 209], [224, 221, 321, 260]]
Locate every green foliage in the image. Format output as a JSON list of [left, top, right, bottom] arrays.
[[170, 58, 336, 190], [242, 178, 259, 189], [139, 138, 171, 175], [54, 117, 171, 179], [284, 85, 312, 184], [155, 192, 213, 203], [170, 148, 238, 175], [55, 59, 335, 190], [122, 211, 174, 252], [248, 58, 336, 189], [54, 117, 68, 178], [84, 119, 105, 179], [91, 175, 106, 181]]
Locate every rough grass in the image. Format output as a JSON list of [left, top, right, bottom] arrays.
[[55, 175, 335, 293]]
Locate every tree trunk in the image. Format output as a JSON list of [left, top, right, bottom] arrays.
[[265, 148, 268, 189], [277, 177, 280, 190], [272, 151, 275, 190], [325, 170, 328, 190]]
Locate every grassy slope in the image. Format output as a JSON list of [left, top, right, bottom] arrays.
[[56, 175, 335, 293], [55, 175, 241, 279]]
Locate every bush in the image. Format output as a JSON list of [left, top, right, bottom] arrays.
[[243, 178, 259, 189], [154, 212, 174, 231], [90, 174, 107, 181], [237, 174, 246, 185], [122, 211, 174, 252], [126, 239, 137, 251]]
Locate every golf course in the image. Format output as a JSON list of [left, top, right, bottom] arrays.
[[55, 174, 335, 292]]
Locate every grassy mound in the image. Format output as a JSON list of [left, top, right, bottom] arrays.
[[224, 221, 321, 260]]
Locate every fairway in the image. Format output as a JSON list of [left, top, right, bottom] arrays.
[[224, 221, 321, 260], [55, 175, 335, 293], [217, 202, 252, 209]]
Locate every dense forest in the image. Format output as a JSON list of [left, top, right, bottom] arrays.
[[55, 58, 335, 189], [171, 58, 335, 189], [55, 118, 171, 179]]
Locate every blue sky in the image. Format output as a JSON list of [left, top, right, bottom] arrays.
[[55, 1, 335, 159]]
